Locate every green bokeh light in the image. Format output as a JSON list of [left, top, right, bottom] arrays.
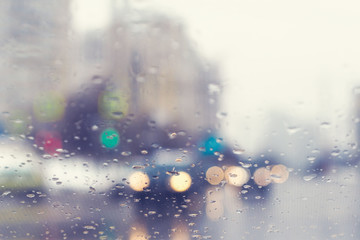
[[5, 110, 32, 135], [33, 93, 66, 122], [100, 128, 120, 149], [98, 90, 129, 120]]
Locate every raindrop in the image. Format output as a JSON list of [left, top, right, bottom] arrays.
[[303, 174, 317, 182], [216, 112, 227, 119], [331, 149, 341, 156], [83, 225, 96, 230], [233, 148, 245, 155], [286, 126, 300, 135], [132, 165, 145, 169], [52, 202, 61, 208], [166, 170, 179, 176], [121, 151, 132, 156], [26, 193, 35, 198], [112, 111, 124, 117], [239, 162, 252, 168], [89, 186, 96, 193], [148, 120, 156, 127], [320, 122, 331, 129], [307, 156, 316, 161], [208, 83, 221, 95], [169, 132, 177, 139], [2, 191, 11, 196]]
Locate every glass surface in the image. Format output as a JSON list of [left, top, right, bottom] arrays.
[[0, 0, 360, 239]]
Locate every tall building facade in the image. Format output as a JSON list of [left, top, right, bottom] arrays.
[[107, 7, 222, 135]]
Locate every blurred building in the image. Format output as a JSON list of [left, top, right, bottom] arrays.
[[71, 4, 222, 137], [0, 0, 72, 111], [0, 0, 223, 154], [109, 10, 221, 134]]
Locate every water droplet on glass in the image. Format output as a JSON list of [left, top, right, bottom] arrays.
[[216, 112, 227, 119], [238, 162, 252, 168], [169, 132, 177, 139], [331, 149, 341, 156], [83, 225, 96, 230], [188, 213, 198, 218], [2, 191, 11, 196], [307, 156, 316, 161], [286, 126, 300, 135], [303, 174, 317, 182], [208, 83, 221, 95], [26, 193, 35, 198], [121, 151, 132, 156], [233, 148, 245, 155], [112, 111, 124, 117], [320, 122, 331, 128], [132, 165, 145, 169]]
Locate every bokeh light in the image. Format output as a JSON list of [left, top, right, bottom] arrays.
[[253, 167, 272, 187], [33, 92, 66, 122], [169, 171, 192, 192], [128, 223, 149, 240], [206, 166, 225, 185], [98, 90, 129, 120], [224, 166, 250, 187], [35, 130, 62, 155], [200, 136, 223, 155], [170, 223, 190, 240], [100, 128, 120, 149], [5, 111, 32, 135], [129, 171, 150, 192], [270, 164, 289, 184]]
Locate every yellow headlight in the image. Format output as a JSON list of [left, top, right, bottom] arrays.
[[206, 166, 224, 185], [270, 164, 289, 183], [129, 171, 150, 192], [253, 167, 272, 186], [224, 166, 250, 187], [169, 171, 192, 192], [128, 223, 148, 240]]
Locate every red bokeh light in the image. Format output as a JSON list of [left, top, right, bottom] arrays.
[[35, 130, 62, 155]]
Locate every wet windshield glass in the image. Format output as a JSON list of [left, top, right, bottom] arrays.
[[0, 0, 360, 239]]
